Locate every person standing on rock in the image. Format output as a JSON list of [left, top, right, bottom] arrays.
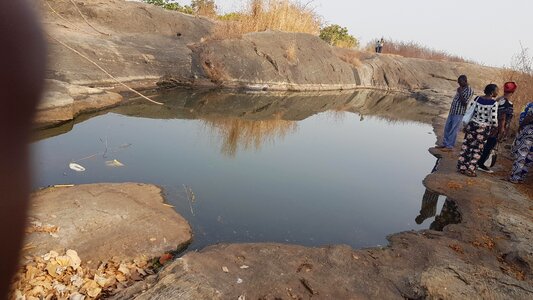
[[437, 75, 475, 151], [457, 84, 499, 177], [477, 81, 517, 173], [508, 102, 533, 183]]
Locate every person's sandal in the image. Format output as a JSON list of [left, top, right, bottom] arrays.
[[465, 171, 477, 177]]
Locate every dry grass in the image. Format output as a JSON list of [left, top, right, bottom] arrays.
[[332, 47, 362, 67], [202, 117, 297, 157], [213, 0, 321, 39], [366, 40, 469, 63]]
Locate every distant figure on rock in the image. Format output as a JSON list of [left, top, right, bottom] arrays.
[[457, 84, 499, 177], [375, 38, 384, 53], [437, 75, 474, 151], [508, 102, 533, 183], [477, 81, 517, 173]]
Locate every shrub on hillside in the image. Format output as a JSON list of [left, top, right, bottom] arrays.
[[319, 24, 358, 49], [143, 0, 194, 14], [214, 0, 321, 39]]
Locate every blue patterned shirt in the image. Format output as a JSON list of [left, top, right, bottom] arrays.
[[519, 102, 533, 125], [449, 86, 474, 115]]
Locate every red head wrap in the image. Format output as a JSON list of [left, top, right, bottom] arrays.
[[504, 81, 517, 93]]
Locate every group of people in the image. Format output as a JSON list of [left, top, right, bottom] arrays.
[[437, 75, 533, 183]]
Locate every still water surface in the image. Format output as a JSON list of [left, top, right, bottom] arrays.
[[32, 90, 442, 250]]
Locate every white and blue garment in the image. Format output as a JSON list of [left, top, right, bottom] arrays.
[[511, 103, 533, 182]]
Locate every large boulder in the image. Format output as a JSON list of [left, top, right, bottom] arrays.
[[42, 0, 214, 87], [25, 183, 192, 265], [193, 31, 359, 91]]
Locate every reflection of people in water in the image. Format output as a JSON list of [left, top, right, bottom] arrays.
[[430, 198, 462, 231], [415, 189, 439, 224]]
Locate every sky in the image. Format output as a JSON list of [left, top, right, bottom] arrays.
[[171, 0, 532, 67]]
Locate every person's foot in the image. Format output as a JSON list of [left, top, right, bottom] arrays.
[[478, 165, 494, 173], [507, 177, 522, 184], [441, 148, 453, 152]]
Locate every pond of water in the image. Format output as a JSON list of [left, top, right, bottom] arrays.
[[32, 89, 443, 250]]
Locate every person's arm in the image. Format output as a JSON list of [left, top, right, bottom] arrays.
[[0, 0, 46, 297]]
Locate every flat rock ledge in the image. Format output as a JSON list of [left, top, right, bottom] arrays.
[[34, 79, 123, 129], [25, 183, 192, 264]]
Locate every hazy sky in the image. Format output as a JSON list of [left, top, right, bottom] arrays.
[[173, 0, 532, 67]]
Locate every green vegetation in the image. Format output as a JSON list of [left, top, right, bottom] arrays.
[[143, 0, 216, 16], [319, 24, 358, 49]]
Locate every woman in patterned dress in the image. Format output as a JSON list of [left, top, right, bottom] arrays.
[[457, 84, 499, 177], [509, 102, 533, 183]]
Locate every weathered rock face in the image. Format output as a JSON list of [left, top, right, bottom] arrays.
[[355, 53, 502, 93], [25, 183, 192, 265], [42, 0, 213, 87], [193, 31, 359, 90], [194, 32, 501, 93], [37, 0, 215, 127]]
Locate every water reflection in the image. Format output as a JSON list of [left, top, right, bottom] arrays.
[[430, 199, 462, 231], [415, 189, 462, 230], [201, 118, 297, 157], [32, 89, 439, 249], [415, 189, 440, 224], [34, 88, 440, 142]]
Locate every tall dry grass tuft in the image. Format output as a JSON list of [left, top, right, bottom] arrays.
[[332, 47, 362, 68], [366, 39, 469, 63], [202, 117, 297, 157], [214, 0, 321, 39], [501, 46, 533, 135]]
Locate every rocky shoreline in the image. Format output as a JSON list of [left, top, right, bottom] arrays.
[[37, 0, 501, 129], [20, 90, 533, 299], [20, 1, 532, 299], [108, 103, 532, 299]]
